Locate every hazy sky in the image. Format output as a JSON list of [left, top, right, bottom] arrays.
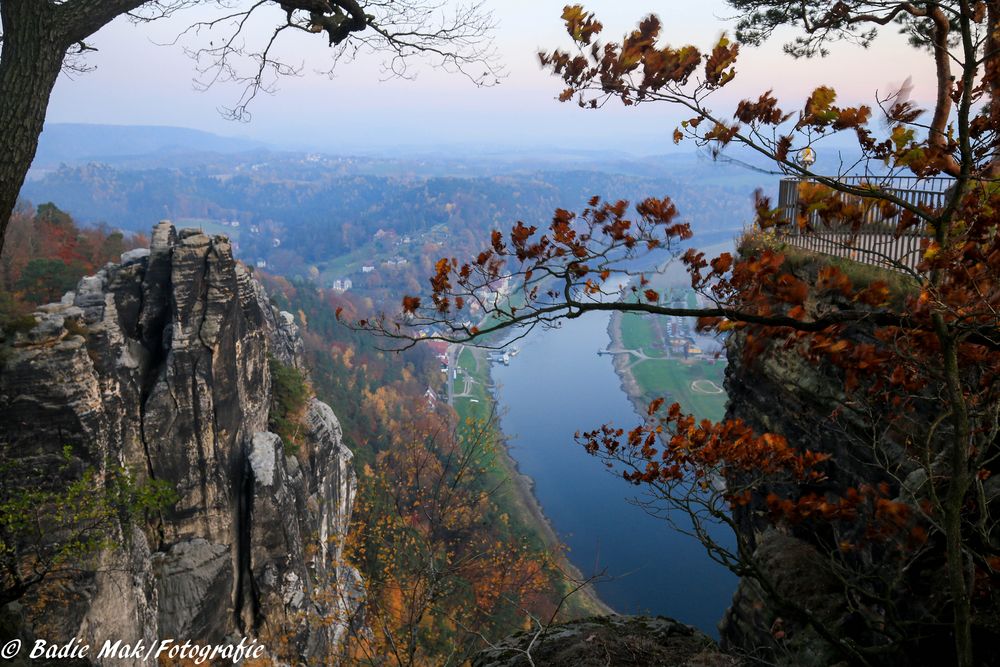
[[44, 1, 934, 153]]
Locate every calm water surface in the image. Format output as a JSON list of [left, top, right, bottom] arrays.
[[491, 312, 736, 635]]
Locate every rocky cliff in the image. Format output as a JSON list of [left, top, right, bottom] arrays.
[[716, 311, 948, 665], [473, 615, 737, 667], [0, 222, 363, 664], [718, 328, 859, 665]]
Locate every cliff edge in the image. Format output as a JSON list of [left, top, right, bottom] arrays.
[[0, 222, 363, 664]]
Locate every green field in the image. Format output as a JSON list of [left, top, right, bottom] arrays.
[[452, 347, 485, 403], [452, 346, 498, 427], [616, 284, 728, 422], [620, 312, 660, 353], [630, 358, 728, 422], [318, 245, 373, 283]]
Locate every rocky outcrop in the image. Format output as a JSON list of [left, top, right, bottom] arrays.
[[717, 306, 942, 665], [717, 327, 869, 666], [472, 615, 738, 667], [0, 222, 363, 664], [718, 531, 847, 667]]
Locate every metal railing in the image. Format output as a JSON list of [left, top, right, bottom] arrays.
[[776, 176, 953, 271]]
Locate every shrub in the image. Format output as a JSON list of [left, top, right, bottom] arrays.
[[268, 355, 310, 455]]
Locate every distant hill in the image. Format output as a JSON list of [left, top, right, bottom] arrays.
[[30, 123, 267, 168]]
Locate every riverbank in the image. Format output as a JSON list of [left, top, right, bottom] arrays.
[[450, 345, 614, 619], [607, 244, 734, 423], [449, 245, 739, 628], [608, 311, 654, 424], [495, 421, 616, 616]]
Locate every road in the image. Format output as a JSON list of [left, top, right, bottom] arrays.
[[446, 345, 458, 406]]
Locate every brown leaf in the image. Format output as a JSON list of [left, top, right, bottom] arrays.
[[402, 296, 421, 313]]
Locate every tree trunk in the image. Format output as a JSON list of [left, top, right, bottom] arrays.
[[0, 1, 68, 259], [931, 219, 974, 667], [927, 5, 961, 177], [939, 331, 974, 667]]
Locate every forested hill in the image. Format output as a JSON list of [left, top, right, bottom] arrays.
[[20, 153, 761, 273]]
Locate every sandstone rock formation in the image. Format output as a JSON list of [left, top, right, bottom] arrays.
[[0, 222, 363, 664], [472, 615, 738, 667], [718, 316, 930, 666], [718, 329, 860, 666]]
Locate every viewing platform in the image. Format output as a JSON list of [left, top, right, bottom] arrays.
[[775, 176, 953, 271]]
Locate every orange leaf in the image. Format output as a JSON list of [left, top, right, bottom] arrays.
[[402, 296, 421, 313]]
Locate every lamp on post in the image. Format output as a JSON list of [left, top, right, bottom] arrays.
[[788, 147, 818, 236], [796, 146, 817, 170]]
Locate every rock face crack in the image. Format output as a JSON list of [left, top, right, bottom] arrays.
[[135, 223, 176, 549], [0, 222, 364, 664], [235, 454, 262, 634]]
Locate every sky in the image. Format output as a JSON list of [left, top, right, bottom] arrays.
[[43, 0, 935, 154]]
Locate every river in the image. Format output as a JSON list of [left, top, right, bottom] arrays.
[[490, 291, 737, 635]]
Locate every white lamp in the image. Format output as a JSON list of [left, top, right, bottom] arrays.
[[796, 147, 817, 168]]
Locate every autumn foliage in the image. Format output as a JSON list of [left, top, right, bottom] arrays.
[[362, 4, 1000, 665], [264, 278, 589, 665], [341, 409, 554, 665], [0, 203, 142, 321]]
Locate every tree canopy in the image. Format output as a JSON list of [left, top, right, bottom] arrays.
[[725, 0, 1000, 177]]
